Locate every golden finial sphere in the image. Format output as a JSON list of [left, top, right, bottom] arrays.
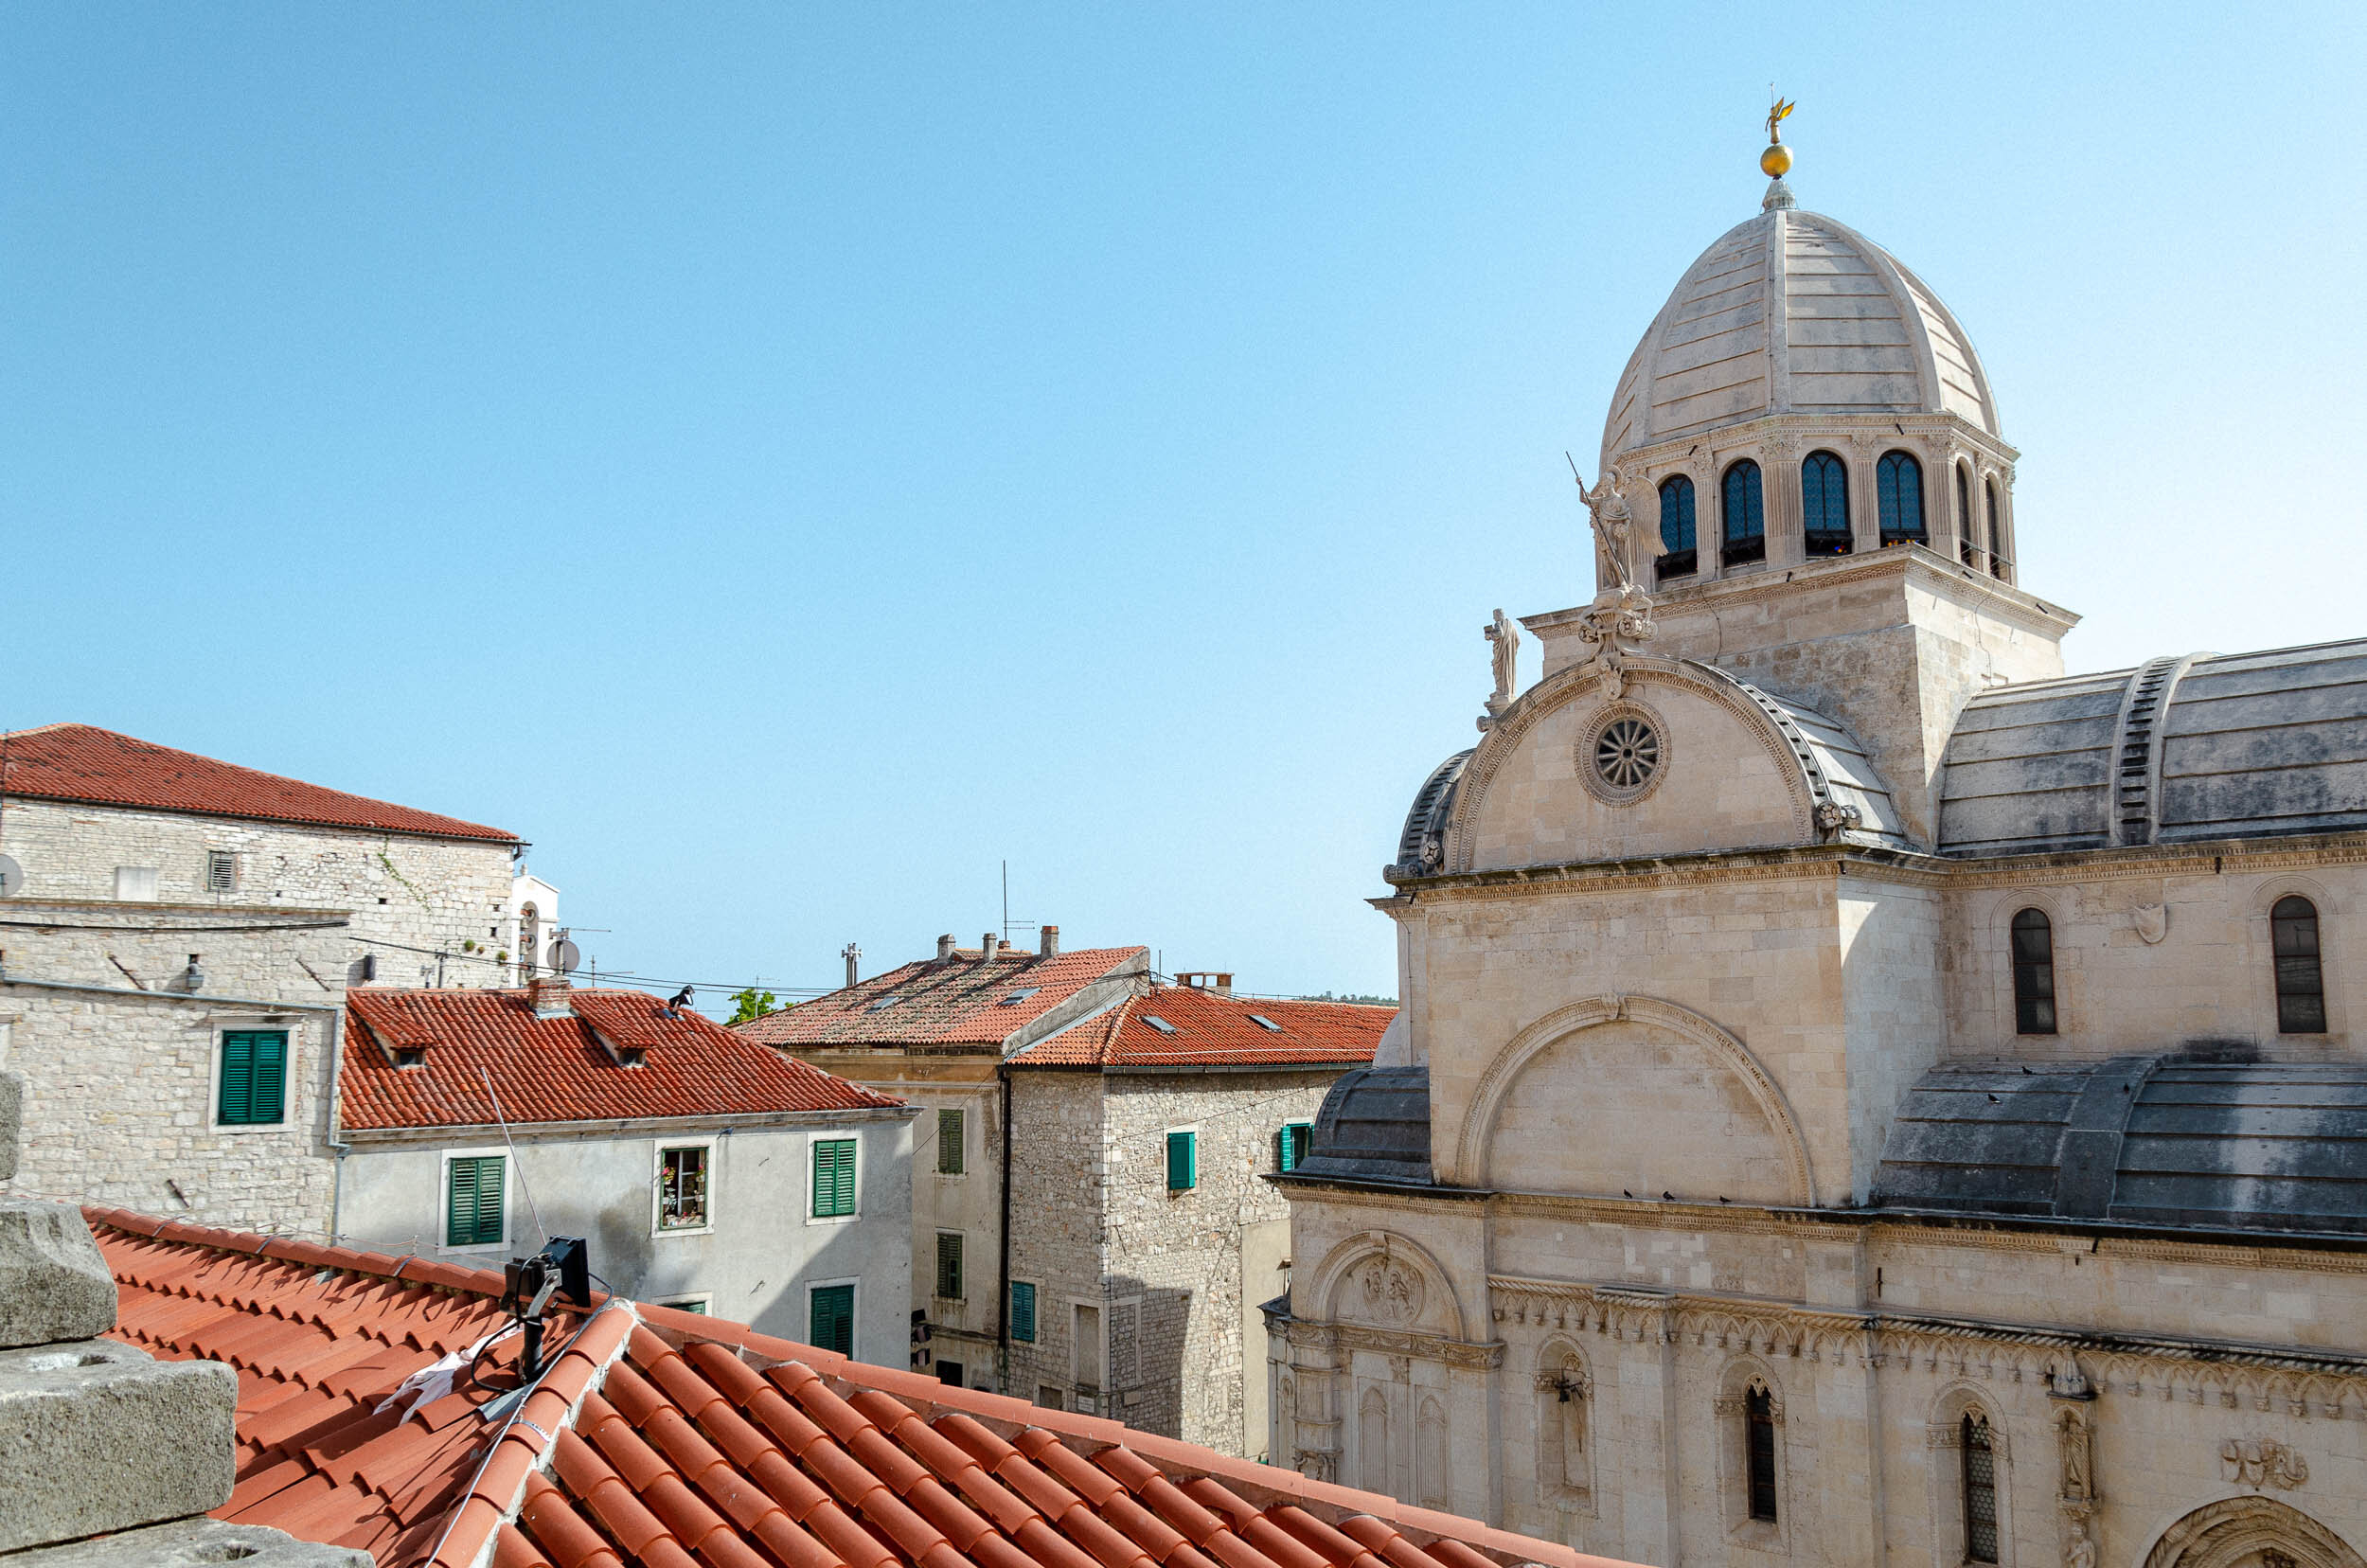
[[1760, 144, 1793, 178]]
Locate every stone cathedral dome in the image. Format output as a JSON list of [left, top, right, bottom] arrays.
[[1598, 203, 2001, 472]]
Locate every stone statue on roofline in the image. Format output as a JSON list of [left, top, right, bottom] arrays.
[[1483, 608, 1520, 725]]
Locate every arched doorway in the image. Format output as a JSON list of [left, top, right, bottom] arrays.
[[2143, 1496, 2365, 1568]]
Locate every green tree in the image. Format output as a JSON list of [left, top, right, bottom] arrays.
[[726, 988, 784, 1025]]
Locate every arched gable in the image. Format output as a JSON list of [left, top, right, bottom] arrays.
[[1305, 1229, 1468, 1342], [1449, 994, 1814, 1203]]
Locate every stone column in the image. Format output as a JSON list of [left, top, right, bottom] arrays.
[[1603, 1292, 1681, 1567]]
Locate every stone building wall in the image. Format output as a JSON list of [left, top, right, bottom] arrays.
[[1003, 1071, 1108, 1411], [0, 899, 348, 1232], [0, 798, 520, 987]]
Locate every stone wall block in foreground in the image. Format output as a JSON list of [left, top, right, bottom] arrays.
[[0, 1203, 117, 1349], [0, 1339, 239, 1552]]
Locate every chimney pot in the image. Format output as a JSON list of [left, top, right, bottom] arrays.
[[842, 942, 862, 989], [982, 933, 1001, 963], [936, 934, 957, 962], [1039, 924, 1059, 957]]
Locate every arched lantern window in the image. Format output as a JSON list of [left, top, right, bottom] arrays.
[[1721, 460, 1766, 566], [1877, 451, 1926, 544], [2273, 896, 2326, 1033], [1956, 462, 1978, 564], [1985, 477, 2006, 579], [1657, 475, 1698, 579], [1962, 1414, 1998, 1563], [1802, 451, 1852, 556], [1744, 1387, 1779, 1522], [2011, 908, 2056, 1035]]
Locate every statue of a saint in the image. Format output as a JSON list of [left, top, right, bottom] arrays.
[[1573, 461, 1660, 590], [1484, 609, 1520, 718]]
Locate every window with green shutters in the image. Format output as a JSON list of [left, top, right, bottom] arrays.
[[217, 1030, 289, 1126], [445, 1155, 506, 1248], [936, 1109, 964, 1175], [811, 1138, 857, 1218], [935, 1232, 965, 1300], [1009, 1280, 1037, 1343], [1278, 1121, 1312, 1172], [1166, 1130, 1197, 1191], [809, 1283, 854, 1355]]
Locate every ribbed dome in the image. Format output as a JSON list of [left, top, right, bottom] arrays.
[[1600, 207, 1999, 468]]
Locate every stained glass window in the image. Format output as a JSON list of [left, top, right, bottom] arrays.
[[1878, 451, 1926, 543], [1802, 451, 1851, 555], [1721, 461, 1765, 565]]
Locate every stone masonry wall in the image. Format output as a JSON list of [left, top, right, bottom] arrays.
[[0, 900, 347, 1232], [0, 798, 520, 988], [1004, 1072, 1107, 1412]]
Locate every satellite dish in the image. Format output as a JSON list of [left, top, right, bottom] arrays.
[[551, 938, 582, 974], [0, 855, 22, 897]]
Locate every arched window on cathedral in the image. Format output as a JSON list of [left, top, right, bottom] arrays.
[[1962, 1414, 1999, 1563], [2273, 896, 2326, 1034], [1745, 1387, 1779, 1522], [1802, 451, 1852, 556], [1985, 477, 2007, 579], [2011, 908, 2056, 1035], [1721, 461, 1765, 566], [1957, 462, 1979, 565], [1878, 451, 1926, 545], [1359, 1387, 1391, 1496], [1658, 475, 1698, 579], [1416, 1398, 1450, 1511]]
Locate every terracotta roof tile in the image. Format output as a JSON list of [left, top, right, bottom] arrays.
[[90, 1208, 1628, 1568], [344, 987, 904, 1131], [0, 723, 515, 841], [1015, 986, 1394, 1069], [734, 947, 1148, 1052]]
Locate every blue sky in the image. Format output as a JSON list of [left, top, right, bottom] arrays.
[[5, 4, 2362, 1001]]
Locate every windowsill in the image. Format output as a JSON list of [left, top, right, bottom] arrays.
[[212, 1120, 294, 1136], [806, 1212, 862, 1226], [441, 1241, 508, 1256], [654, 1222, 715, 1239], [1727, 1520, 1787, 1555]]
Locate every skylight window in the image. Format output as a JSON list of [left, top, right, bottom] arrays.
[[1143, 1016, 1177, 1035], [1249, 1014, 1282, 1032], [866, 995, 905, 1012], [1001, 988, 1041, 1006]]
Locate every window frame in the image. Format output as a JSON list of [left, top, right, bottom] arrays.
[[807, 1277, 860, 1357], [653, 1136, 717, 1238], [654, 1293, 713, 1315], [210, 1021, 293, 1131], [2010, 907, 2058, 1036], [1801, 450, 1853, 556], [808, 1132, 862, 1223], [936, 1106, 966, 1176], [1877, 450, 1927, 545], [440, 1148, 509, 1253], [1166, 1127, 1199, 1192], [1745, 1386, 1780, 1522], [2273, 894, 2328, 1034], [1956, 461, 1980, 565], [1278, 1120, 1313, 1172], [1962, 1413, 2000, 1564], [1720, 459, 1767, 566], [934, 1229, 967, 1302], [1656, 473, 1698, 579], [204, 849, 240, 895]]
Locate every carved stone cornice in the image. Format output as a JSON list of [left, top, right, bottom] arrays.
[[1283, 1318, 1504, 1369]]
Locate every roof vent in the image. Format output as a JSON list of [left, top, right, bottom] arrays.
[[1177, 971, 1233, 998], [394, 1046, 427, 1069], [1249, 1014, 1282, 1032], [1144, 1016, 1177, 1036], [1002, 988, 1041, 1006], [867, 994, 905, 1012]]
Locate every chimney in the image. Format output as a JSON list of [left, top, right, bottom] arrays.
[[936, 934, 957, 962], [842, 942, 862, 989], [1039, 924, 1059, 957], [981, 932, 1001, 963], [529, 973, 573, 1020]]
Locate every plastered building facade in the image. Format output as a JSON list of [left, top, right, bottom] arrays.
[[1270, 155, 2367, 1568]]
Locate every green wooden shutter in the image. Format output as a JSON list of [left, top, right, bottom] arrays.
[[936, 1109, 964, 1174], [935, 1233, 964, 1300], [810, 1283, 854, 1356], [1166, 1130, 1196, 1191], [219, 1034, 254, 1123], [218, 1031, 289, 1126], [812, 1139, 857, 1219], [1009, 1280, 1037, 1343], [446, 1156, 505, 1247]]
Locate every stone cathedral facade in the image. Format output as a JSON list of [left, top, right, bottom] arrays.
[[1267, 147, 2367, 1568]]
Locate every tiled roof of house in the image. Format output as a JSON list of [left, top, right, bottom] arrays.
[[734, 947, 1148, 1052], [1015, 986, 1394, 1069], [88, 1209, 1609, 1568], [344, 987, 904, 1131], [0, 723, 517, 841]]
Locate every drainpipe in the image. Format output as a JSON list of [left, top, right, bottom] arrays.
[[326, 1005, 351, 1242], [997, 1060, 1013, 1395]]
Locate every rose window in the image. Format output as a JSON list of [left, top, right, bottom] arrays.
[[1593, 717, 1661, 793]]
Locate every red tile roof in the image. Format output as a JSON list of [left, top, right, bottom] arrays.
[[0, 724, 517, 841], [734, 948, 1148, 1053], [89, 1210, 1611, 1568], [1015, 986, 1394, 1069], [344, 988, 905, 1131]]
